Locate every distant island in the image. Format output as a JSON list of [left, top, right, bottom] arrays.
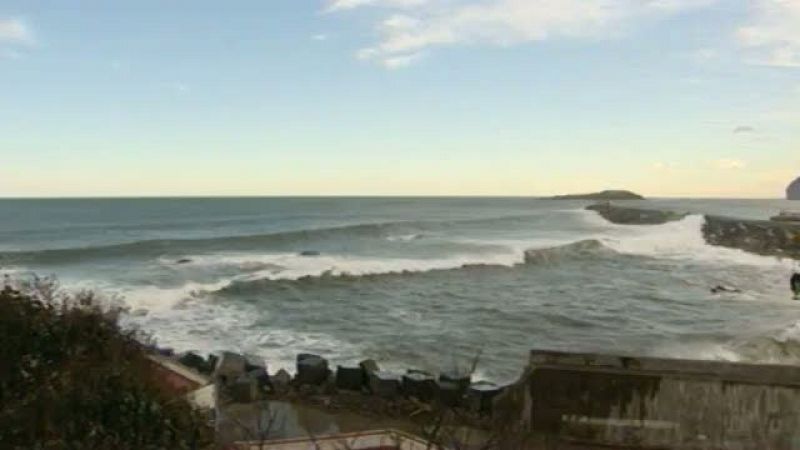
[[548, 190, 644, 201]]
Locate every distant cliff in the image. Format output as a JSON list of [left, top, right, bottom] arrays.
[[549, 190, 644, 201], [788, 177, 800, 200]]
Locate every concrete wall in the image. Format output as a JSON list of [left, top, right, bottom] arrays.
[[505, 350, 800, 449]]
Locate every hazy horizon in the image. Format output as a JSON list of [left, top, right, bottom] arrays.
[[1, 1, 798, 198]]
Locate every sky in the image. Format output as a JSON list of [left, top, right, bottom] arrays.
[[0, 0, 798, 198]]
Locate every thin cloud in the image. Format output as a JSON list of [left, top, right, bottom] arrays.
[[737, 0, 800, 68], [326, 0, 430, 12], [329, 0, 718, 68], [0, 18, 32, 44], [312, 33, 329, 41], [733, 125, 755, 134], [713, 159, 747, 170]]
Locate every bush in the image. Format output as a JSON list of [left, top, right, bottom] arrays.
[[0, 276, 213, 449]]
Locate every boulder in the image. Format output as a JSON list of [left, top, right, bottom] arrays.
[[244, 354, 266, 372], [439, 371, 471, 392], [215, 352, 247, 382], [402, 370, 437, 402], [228, 375, 260, 403], [247, 367, 272, 393], [436, 380, 463, 408], [466, 381, 504, 415], [178, 352, 210, 374], [300, 250, 321, 257], [336, 366, 365, 391], [359, 359, 380, 374], [368, 371, 401, 398], [272, 369, 292, 393], [296, 354, 330, 385], [156, 347, 175, 357]]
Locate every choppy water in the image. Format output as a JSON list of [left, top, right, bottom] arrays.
[[2, 197, 799, 383]]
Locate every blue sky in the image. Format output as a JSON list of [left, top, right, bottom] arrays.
[[0, 0, 798, 197]]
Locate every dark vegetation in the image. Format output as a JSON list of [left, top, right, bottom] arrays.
[[0, 276, 213, 449]]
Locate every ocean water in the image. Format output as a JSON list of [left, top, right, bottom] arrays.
[[1, 197, 799, 383]]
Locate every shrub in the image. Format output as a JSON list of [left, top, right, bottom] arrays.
[[0, 276, 213, 449]]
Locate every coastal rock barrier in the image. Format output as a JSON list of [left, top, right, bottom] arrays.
[[587, 203, 800, 259], [160, 347, 505, 422]]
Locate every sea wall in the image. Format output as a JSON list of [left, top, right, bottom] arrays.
[[703, 215, 800, 259], [501, 350, 800, 449]]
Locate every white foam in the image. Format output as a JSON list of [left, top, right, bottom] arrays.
[[171, 251, 523, 283], [580, 212, 793, 267]]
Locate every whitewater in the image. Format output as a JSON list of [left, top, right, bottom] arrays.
[[1, 197, 799, 383]]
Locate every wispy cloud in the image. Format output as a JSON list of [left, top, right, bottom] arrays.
[[737, 0, 800, 68], [732, 125, 755, 134], [0, 18, 32, 44], [312, 33, 329, 41], [329, 0, 717, 68], [713, 158, 747, 170], [326, 0, 430, 12]]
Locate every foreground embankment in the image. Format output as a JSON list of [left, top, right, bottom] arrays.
[[498, 350, 800, 449], [161, 346, 800, 449], [587, 203, 800, 258]]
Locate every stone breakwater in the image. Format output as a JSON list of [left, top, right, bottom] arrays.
[[703, 215, 800, 259], [160, 348, 505, 427], [587, 204, 800, 259]]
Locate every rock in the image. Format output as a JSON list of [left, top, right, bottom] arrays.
[[359, 359, 380, 374], [436, 380, 463, 407], [246, 367, 272, 392], [228, 374, 260, 403], [215, 352, 247, 382], [207, 354, 219, 374], [272, 369, 292, 393], [299, 250, 321, 257], [402, 370, 437, 402], [336, 365, 365, 391], [296, 354, 330, 385], [586, 203, 687, 225], [368, 371, 401, 398], [711, 285, 742, 294], [178, 351, 211, 374], [244, 354, 266, 372], [466, 381, 504, 414], [439, 371, 471, 392], [176, 258, 192, 264], [156, 347, 174, 357], [788, 176, 800, 200]]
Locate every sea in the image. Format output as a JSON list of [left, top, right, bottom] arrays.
[[1, 197, 799, 383]]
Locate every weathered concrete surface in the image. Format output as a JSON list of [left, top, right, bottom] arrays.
[[586, 203, 687, 225], [499, 349, 800, 449], [703, 215, 800, 259]]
